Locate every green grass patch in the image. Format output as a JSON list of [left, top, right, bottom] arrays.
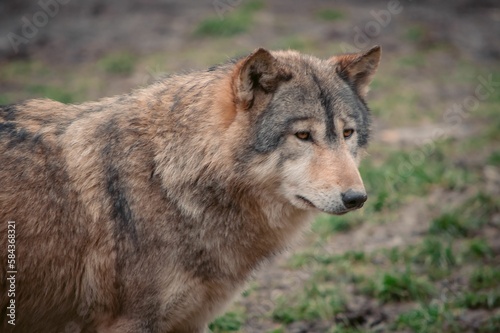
[[429, 213, 468, 237], [478, 315, 500, 333], [375, 270, 435, 303], [414, 237, 457, 279], [330, 327, 366, 333], [358, 142, 478, 213], [464, 238, 493, 260], [266, 328, 285, 333], [457, 291, 500, 309], [195, 0, 263, 37], [0, 94, 12, 105], [398, 54, 426, 67], [469, 266, 500, 290], [241, 282, 258, 298], [98, 52, 137, 75], [463, 192, 499, 221], [467, 190, 498, 210], [0, 60, 50, 80], [355, 266, 435, 303], [393, 303, 455, 333], [287, 252, 313, 268], [370, 91, 421, 121], [288, 251, 340, 269], [428, 192, 498, 238], [405, 26, 425, 42], [274, 36, 314, 51], [341, 251, 367, 263], [312, 214, 360, 236], [487, 151, 500, 166], [26, 84, 75, 103], [316, 9, 344, 21], [288, 250, 366, 270], [272, 283, 347, 324], [384, 246, 411, 265], [209, 310, 244, 332]]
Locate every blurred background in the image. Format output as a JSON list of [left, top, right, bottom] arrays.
[[1, 0, 499, 332]]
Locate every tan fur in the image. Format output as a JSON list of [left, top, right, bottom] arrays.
[[331, 46, 381, 96], [0, 47, 380, 332]]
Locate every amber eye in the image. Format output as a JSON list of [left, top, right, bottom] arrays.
[[295, 131, 311, 141], [343, 129, 354, 139]]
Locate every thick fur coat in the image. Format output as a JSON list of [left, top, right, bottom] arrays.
[[0, 46, 381, 332]]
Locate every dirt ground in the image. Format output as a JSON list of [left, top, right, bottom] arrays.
[[1, 0, 499, 332]]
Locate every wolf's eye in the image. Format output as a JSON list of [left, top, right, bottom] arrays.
[[295, 131, 311, 141], [343, 129, 354, 139]]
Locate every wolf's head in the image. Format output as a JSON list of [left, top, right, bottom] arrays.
[[231, 46, 381, 215]]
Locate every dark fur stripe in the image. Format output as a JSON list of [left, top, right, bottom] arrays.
[[0, 121, 31, 148], [0, 121, 16, 136], [0, 104, 18, 121], [106, 165, 139, 246], [311, 71, 336, 143], [100, 119, 139, 249]]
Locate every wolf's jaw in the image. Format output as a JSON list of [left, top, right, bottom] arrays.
[[295, 195, 362, 216], [295, 195, 316, 209]]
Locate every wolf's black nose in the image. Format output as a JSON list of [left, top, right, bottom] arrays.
[[341, 190, 367, 209]]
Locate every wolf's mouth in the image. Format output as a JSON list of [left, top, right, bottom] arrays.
[[296, 195, 316, 208], [296, 195, 356, 215]]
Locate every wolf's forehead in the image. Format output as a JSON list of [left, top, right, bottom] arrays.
[[288, 64, 363, 120]]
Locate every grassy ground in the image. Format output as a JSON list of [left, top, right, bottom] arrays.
[[1, 1, 499, 332]]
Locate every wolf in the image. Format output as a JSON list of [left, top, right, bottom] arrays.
[[0, 45, 381, 332]]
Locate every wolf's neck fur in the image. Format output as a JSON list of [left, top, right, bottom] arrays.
[[137, 70, 314, 275]]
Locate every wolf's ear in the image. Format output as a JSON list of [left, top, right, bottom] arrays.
[[331, 45, 381, 97], [233, 48, 289, 109]]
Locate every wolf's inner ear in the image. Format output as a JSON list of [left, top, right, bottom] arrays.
[[233, 48, 290, 109], [331, 45, 381, 97]]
